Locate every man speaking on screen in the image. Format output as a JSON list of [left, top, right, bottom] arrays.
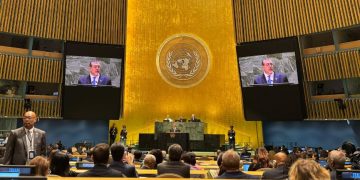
[[253, 58, 288, 85], [78, 60, 112, 86]]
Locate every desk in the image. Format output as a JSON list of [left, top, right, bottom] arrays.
[[137, 169, 208, 178], [157, 133, 189, 151], [155, 122, 206, 140], [71, 168, 208, 178]]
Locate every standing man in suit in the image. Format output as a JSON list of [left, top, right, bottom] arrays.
[[169, 123, 180, 133], [254, 58, 288, 85], [3, 111, 46, 165], [78, 60, 112, 86], [228, 126, 235, 150], [109, 123, 118, 145], [120, 125, 127, 145]]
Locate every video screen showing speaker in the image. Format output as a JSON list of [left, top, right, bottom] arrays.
[[236, 37, 306, 121], [63, 42, 124, 120]]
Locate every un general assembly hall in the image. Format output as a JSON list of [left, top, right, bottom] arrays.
[[0, 0, 360, 179]]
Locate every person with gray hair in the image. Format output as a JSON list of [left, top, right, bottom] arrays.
[[328, 150, 346, 180], [141, 154, 156, 169]]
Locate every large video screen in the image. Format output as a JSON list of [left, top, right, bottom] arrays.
[[63, 42, 124, 120], [239, 52, 298, 87], [65, 56, 122, 87], [237, 37, 306, 121]]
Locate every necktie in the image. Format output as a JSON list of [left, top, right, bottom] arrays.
[[92, 77, 96, 85], [27, 130, 33, 148], [267, 76, 271, 84]]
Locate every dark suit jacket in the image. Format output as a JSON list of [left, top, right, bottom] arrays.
[[157, 161, 190, 178], [78, 75, 112, 85], [109, 161, 138, 177], [254, 72, 288, 85], [77, 164, 124, 177], [262, 164, 289, 179], [216, 171, 259, 179], [3, 127, 46, 165]]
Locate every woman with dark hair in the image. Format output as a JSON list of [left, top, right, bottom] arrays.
[[181, 152, 202, 170], [149, 149, 163, 168], [50, 152, 78, 177]]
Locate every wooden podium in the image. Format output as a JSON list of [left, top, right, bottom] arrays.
[[157, 133, 189, 151]]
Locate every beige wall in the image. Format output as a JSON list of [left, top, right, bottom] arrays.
[[111, 0, 263, 148]]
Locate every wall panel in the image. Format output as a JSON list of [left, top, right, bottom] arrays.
[[0, 0, 126, 45], [115, 0, 263, 148]]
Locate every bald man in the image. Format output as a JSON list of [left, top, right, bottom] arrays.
[[328, 150, 346, 180], [3, 111, 46, 165], [262, 152, 288, 179]]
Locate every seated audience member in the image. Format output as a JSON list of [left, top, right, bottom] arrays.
[[189, 114, 200, 122], [77, 143, 124, 177], [157, 144, 190, 178], [217, 152, 226, 176], [327, 150, 346, 180], [342, 141, 356, 158], [71, 146, 80, 155], [150, 149, 164, 168], [0, 147, 5, 164], [82, 148, 94, 162], [289, 159, 330, 180], [141, 154, 156, 169], [109, 142, 138, 177], [162, 150, 168, 161], [50, 152, 78, 177], [285, 153, 300, 170], [249, 147, 272, 171], [351, 150, 360, 169], [262, 152, 288, 179], [29, 156, 50, 176], [133, 150, 143, 164], [181, 152, 202, 170], [319, 150, 329, 159], [216, 150, 257, 179]]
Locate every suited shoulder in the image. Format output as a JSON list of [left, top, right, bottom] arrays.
[[275, 72, 287, 77], [34, 128, 46, 134], [78, 75, 89, 81], [11, 127, 24, 134]]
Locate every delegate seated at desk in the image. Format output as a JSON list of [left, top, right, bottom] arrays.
[[189, 114, 200, 122], [169, 123, 180, 132]]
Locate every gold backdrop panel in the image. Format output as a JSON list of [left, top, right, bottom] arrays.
[[114, 0, 263, 148]]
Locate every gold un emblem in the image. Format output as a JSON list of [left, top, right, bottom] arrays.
[[156, 34, 211, 88]]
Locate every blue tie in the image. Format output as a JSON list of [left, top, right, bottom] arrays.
[[267, 76, 271, 84], [92, 77, 96, 85]]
